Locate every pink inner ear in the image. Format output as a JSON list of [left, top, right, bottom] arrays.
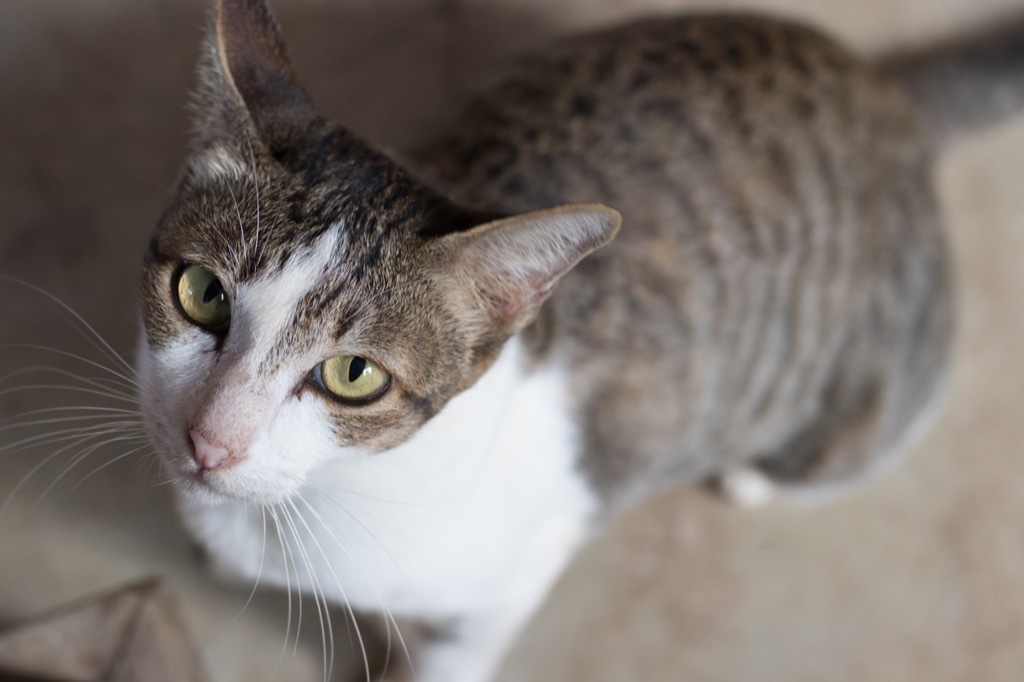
[[486, 282, 541, 330], [451, 204, 620, 334]]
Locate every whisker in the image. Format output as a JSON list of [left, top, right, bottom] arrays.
[[0, 363, 128, 391], [71, 443, 149, 489], [235, 504, 270, 622], [6, 343, 141, 390], [298, 495, 412, 674], [0, 362, 139, 395], [0, 421, 146, 457], [0, 428, 140, 523], [267, 505, 298, 676], [0, 375, 138, 404], [0, 403, 141, 427], [2, 404, 141, 419], [0, 276, 136, 378], [225, 178, 249, 271], [244, 135, 262, 261], [310, 479, 432, 508], [300, 494, 411, 680], [136, 447, 165, 483], [32, 433, 147, 511], [307, 488, 412, 581], [295, 495, 413, 681], [281, 502, 336, 682]]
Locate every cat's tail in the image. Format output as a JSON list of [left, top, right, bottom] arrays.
[[877, 19, 1024, 146]]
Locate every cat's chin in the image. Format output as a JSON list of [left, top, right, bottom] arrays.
[[173, 475, 243, 507], [172, 469, 296, 507]]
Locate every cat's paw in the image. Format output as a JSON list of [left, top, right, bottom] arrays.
[[716, 466, 777, 508]]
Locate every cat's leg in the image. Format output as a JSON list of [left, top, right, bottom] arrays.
[[408, 607, 535, 682], [752, 405, 887, 506], [709, 395, 874, 508], [399, 524, 586, 682], [337, 611, 521, 682], [715, 465, 779, 508], [733, 372, 946, 506]]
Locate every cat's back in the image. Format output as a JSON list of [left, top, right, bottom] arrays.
[[415, 14, 921, 211], [415, 14, 951, 502]]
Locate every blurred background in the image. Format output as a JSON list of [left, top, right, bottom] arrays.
[[1, 0, 1023, 680]]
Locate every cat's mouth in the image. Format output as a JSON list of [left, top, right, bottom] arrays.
[[161, 447, 250, 504], [170, 452, 300, 506], [176, 467, 241, 505]]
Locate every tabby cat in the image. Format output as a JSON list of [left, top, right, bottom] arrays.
[[138, 0, 1024, 680]]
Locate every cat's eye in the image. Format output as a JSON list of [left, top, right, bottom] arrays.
[[175, 264, 231, 333], [315, 355, 391, 403]]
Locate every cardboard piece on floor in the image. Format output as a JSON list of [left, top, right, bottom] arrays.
[[0, 578, 207, 682]]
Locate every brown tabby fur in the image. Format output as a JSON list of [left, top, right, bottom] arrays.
[[413, 16, 954, 505], [140, 2, 1024, 678]]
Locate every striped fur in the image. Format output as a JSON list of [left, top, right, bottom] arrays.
[[137, 2, 1024, 680], [413, 16, 953, 505]]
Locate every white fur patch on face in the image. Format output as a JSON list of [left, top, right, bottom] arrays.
[[140, 224, 351, 504], [231, 224, 344, 370], [180, 337, 597, 630], [189, 145, 250, 183]]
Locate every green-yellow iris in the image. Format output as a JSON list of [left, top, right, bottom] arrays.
[[318, 355, 390, 402], [176, 264, 230, 332]]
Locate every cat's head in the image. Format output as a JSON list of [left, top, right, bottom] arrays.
[[138, 0, 619, 505]]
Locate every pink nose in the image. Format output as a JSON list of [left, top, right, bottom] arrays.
[[190, 429, 233, 471]]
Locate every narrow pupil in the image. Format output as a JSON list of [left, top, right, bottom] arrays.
[[348, 357, 367, 382], [202, 279, 224, 304]]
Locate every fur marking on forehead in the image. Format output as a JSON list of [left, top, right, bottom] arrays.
[[190, 145, 251, 183], [232, 222, 345, 370]]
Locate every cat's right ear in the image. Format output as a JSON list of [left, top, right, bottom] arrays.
[[192, 0, 314, 151], [435, 203, 622, 339]]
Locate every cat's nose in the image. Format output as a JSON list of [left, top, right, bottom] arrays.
[[189, 429, 234, 471]]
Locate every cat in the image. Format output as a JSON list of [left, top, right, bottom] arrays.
[[137, 0, 1024, 680]]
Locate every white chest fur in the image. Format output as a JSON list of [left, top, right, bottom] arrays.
[[180, 337, 597, 623]]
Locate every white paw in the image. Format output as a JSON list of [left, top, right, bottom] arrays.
[[718, 467, 777, 508]]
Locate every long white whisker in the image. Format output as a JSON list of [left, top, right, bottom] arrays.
[[2, 404, 141, 420], [307, 488, 412, 582], [0, 426, 142, 524], [244, 135, 261, 261], [235, 504, 269, 622], [0, 381, 139, 405], [295, 495, 413, 681], [0, 410, 142, 435], [32, 433, 146, 510], [0, 276, 136, 377], [225, 178, 249, 271], [267, 505, 298, 675], [311, 480, 432, 508], [0, 428, 112, 518], [0, 421, 146, 457], [0, 372, 136, 405], [6, 344, 141, 389], [281, 502, 336, 682], [71, 443, 149, 489]]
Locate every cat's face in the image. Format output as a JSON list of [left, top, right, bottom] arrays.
[[140, 131, 491, 503], [138, 0, 619, 506]]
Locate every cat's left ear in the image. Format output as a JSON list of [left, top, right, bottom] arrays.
[[437, 204, 621, 336], [194, 0, 314, 148]]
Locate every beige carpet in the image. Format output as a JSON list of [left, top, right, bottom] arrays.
[[1, 0, 1023, 680]]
